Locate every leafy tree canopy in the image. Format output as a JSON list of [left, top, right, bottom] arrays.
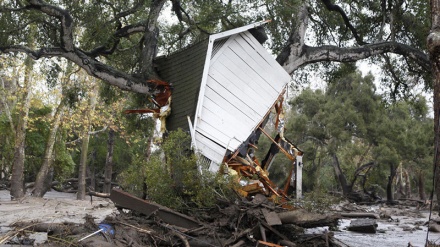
[[0, 0, 431, 99]]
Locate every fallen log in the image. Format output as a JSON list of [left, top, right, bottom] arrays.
[[340, 212, 380, 219], [277, 209, 341, 228], [11, 222, 88, 236], [88, 191, 110, 198]]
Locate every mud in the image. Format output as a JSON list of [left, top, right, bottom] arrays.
[[1, 190, 440, 246]]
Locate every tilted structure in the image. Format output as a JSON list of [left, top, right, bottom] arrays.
[[151, 21, 304, 201]]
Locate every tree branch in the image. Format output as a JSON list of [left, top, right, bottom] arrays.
[[0, 44, 151, 94], [0, 76, 15, 133], [279, 42, 430, 75], [85, 23, 147, 57], [321, 0, 366, 45], [27, 0, 75, 51]]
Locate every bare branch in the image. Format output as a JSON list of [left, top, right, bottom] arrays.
[[0, 45, 65, 59], [280, 42, 430, 75]]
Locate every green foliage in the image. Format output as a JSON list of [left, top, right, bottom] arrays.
[[53, 132, 76, 181], [162, 129, 237, 209], [25, 105, 52, 181], [284, 64, 433, 198], [119, 129, 237, 210]]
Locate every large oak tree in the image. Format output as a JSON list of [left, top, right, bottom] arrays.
[[0, 0, 433, 199]]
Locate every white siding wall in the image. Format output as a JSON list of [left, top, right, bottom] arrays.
[[194, 31, 291, 167]]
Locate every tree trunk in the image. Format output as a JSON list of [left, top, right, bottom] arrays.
[[77, 131, 90, 200], [33, 103, 65, 197], [418, 170, 427, 201], [140, 0, 166, 77], [386, 164, 397, 203], [428, 0, 440, 212], [142, 136, 152, 200], [77, 83, 98, 200], [10, 59, 33, 200], [331, 154, 351, 196], [103, 129, 114, 194], [88, 149, 96, 191]]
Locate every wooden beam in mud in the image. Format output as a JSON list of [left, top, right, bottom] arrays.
[[110, 189, 200, 229]]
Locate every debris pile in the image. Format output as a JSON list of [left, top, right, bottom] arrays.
[[0, 189, 344, 246]]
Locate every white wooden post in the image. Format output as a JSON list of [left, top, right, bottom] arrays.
[[296, 156, 303, 199]]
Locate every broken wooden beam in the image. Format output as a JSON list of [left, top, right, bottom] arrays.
[[110, 189, 200, 229]]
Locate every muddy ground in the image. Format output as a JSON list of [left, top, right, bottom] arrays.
[[1, 190, 440, 246]]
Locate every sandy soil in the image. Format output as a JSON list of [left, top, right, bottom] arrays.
[[0, 190, 117, 245], [0, 190, 116, 227]]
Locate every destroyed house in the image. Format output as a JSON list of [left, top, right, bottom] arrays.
[[154, 21, 295, 174]]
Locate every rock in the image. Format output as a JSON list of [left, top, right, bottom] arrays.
[[347, 219, 378, 233], [428, 223, 440, 233]]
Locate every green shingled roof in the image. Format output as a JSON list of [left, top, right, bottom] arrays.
[[154, 39, 209, 132]]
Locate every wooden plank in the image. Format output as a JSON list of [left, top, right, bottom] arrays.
[[197, 119, 243, 150], [214, 49, 276, 98], [218, 48, 279, 99], [240, 31, 291, 82], [206, 77, 263, 120], [219, 46, 278, 98], [228, 39, 283, 93], [204, 86, 259, 125], [202, 96, 254, 129], [209, 65, 271, 112], [198, 106, 250, 144], [200, 98, 257, 145], [240, 32, 279, 71], [110, 189, 200, 229], [199, 104, 246, 135], [194, 132, 227, 164]]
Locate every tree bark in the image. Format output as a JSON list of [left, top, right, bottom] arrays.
[[428, 0, 440, 212], [418, 170, 427, 201], [386, 164, 397, 203], [33, 103, 65, 197], [10, 59, 33, 199], [87, 149, 96, 191], [331, 154, 351, 196], [77, 129, 90, 200], [103, 128, 115, 194], [140, 0, 166, 78], [77, 84, 98, 200]]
